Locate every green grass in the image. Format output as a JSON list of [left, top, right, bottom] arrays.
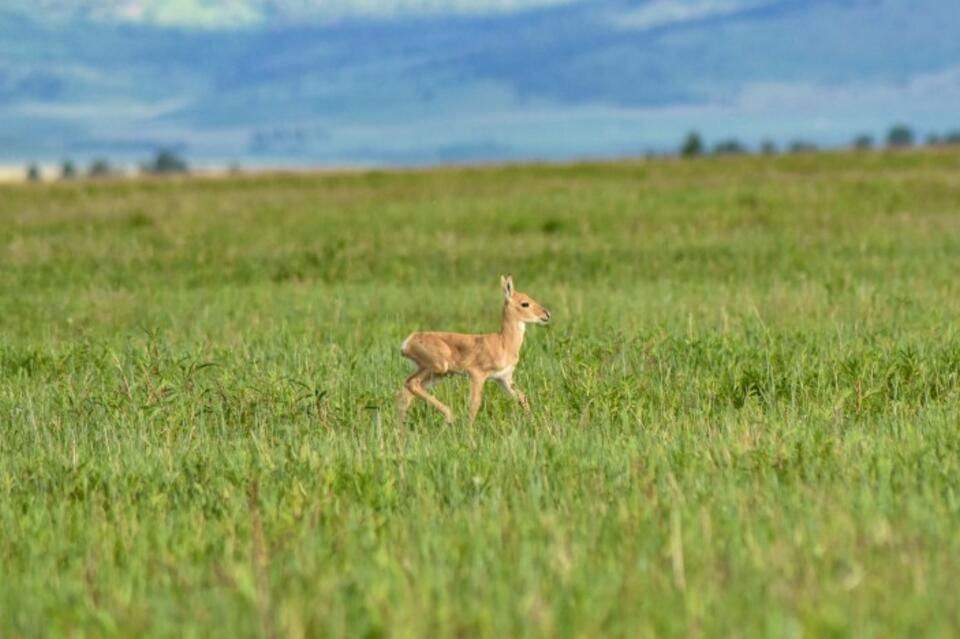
[[2, 150, 960, 637]]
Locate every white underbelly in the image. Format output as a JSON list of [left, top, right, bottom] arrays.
[[490, 365, 514, 381]]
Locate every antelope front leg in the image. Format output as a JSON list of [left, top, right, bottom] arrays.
[[468, 373, 486, 424], [515, 386, 530, 412], [496, 376, 530, 412]]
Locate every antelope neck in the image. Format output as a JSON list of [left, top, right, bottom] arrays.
[[499, 305, 526, 355]]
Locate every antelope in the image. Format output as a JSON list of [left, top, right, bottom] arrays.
[[398, 275, 551, 424]]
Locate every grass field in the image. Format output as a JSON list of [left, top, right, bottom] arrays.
[[2, 150, 960, 638]]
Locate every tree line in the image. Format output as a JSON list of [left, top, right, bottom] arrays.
[[21, 122, 960, 180], [679, 123, 960, 158], [25, 149, 190, 182]]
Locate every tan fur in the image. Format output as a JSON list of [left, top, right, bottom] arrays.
[[398, 275, 551, 424]]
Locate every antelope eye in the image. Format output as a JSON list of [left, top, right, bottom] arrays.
[[521, 302, 530, 308]]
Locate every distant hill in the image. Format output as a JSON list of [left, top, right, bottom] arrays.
[[2, 0, 959, 165]]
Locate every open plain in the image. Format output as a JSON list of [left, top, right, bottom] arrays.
[[2, 150, 960, 637]]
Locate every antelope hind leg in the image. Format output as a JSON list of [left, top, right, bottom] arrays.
[[405, 369, 455, 423]]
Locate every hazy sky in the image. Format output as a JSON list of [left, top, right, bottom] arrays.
[[3, 0, 959, 165], [13, 0, 584, 25]]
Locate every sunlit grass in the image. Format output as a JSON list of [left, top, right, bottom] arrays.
[[2, 150, 960, 637]]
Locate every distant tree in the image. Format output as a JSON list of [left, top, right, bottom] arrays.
[[852, 134, 873, 150], [88, 158, 113, 178], [680, 131, 704, 158], [143, 149, 189, 175], [759, 139, 777, 155], [712, 139, 747, 155], [26, 164, 41, 182], [945, 130, 960, 145], [60, 159, 77, 180], [886, 124, 914, 148], [788, 140, 818, 154], [926, 134, 942, 146]]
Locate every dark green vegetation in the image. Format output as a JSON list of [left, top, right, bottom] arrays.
[[2, 150, 960, 637]]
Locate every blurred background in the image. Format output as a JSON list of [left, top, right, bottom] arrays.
[[2, 0, 959, 177]]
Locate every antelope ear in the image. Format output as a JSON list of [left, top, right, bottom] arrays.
[[501, 274, 514, 300]]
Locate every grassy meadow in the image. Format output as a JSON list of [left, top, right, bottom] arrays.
[[2, 150, 960, 637]]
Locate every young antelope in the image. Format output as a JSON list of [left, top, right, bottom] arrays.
[[398, 275, 551, 423]]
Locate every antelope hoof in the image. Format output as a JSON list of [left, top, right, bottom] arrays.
[[517, 393, 530, 412]]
